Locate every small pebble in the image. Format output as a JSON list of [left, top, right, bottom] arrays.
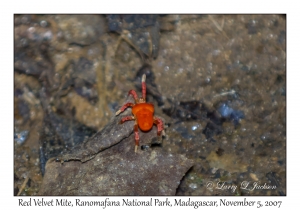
[[189, 183, 198, 189], [250, 173, 259, 181]]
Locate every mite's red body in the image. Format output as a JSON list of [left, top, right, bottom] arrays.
[[115, 74, 164, 152]]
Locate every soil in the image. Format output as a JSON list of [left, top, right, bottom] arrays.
[[14, 14, 286, 196]]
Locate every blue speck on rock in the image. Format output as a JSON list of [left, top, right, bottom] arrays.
[[218, 103, 244, 125]]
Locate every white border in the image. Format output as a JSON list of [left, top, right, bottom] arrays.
[[2, 0, 295, 209]]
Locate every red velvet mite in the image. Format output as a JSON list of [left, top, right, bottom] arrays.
[[116, 74, 164, 152]]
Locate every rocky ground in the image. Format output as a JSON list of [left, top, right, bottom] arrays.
[[14, 14, 286, 196]]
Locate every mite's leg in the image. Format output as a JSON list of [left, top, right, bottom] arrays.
[[115, 103, 134, 115], [141, 74, 146, 101], [153, 116, 165, 136], [128, 90, 139, 103], [134, 120, 139, 153], [120, 116, 135, 124]]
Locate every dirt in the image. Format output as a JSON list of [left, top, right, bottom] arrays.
[[14, 14, 286, 196]]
